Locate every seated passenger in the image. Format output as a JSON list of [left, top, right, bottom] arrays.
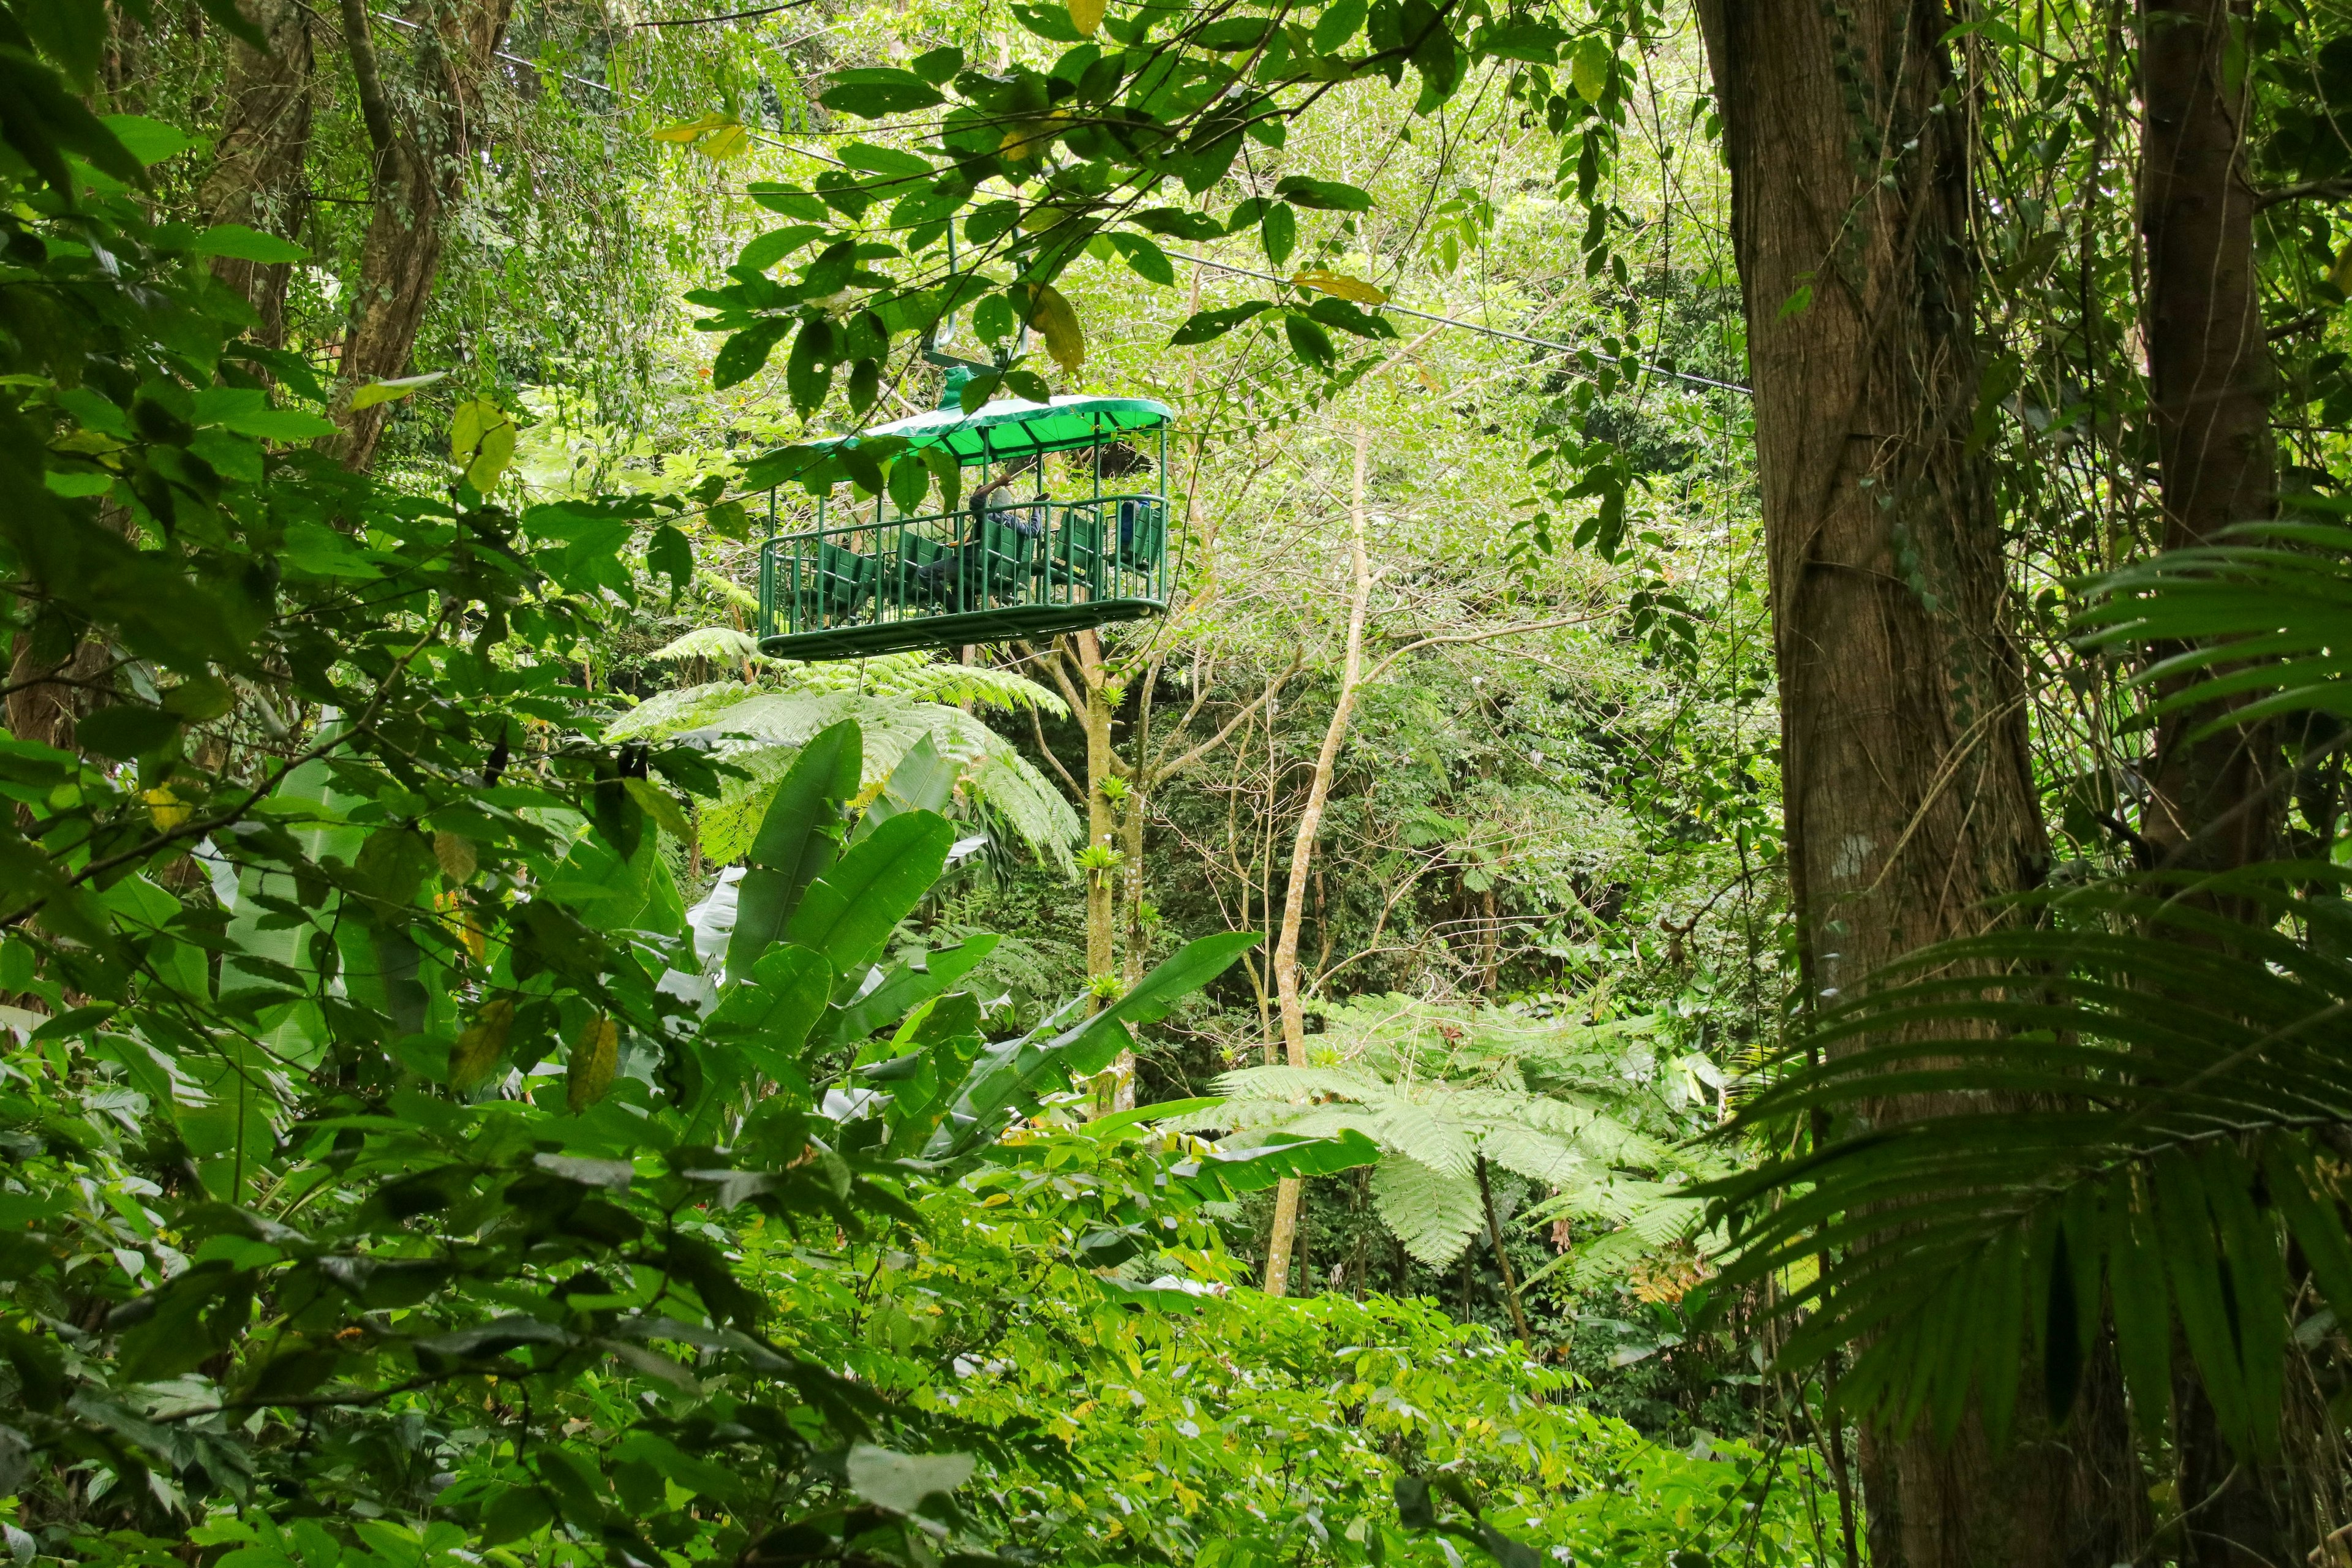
[[968, 459, 1044, 538]]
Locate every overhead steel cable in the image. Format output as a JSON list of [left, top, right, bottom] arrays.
[[369, 12, 1748, 393], [1161, 249, 1752, 396]]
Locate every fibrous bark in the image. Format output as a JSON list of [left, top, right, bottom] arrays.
[[2136, 5, 2295, 1561], [2137, 0, 2279, 876], [1692, 2, 2128, 1564], [201, 0, 314, 348], [330, 0, 513, 469]]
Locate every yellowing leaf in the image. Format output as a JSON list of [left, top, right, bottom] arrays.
[[143, 786, 189, 830], [567, 1013, 619, 1113], [434, 829, 477, 884], [650, 111, 732, 143], [1025, 284, 1085, 374], [1291, 269, 1389, 304], [1570, 36, 1611, 104], [350, 371, 446, 410], [2332, 244, 2352, 296], [451, 998, 515, 1092], [998, 112, 1066, 163], [1068, 0, 1106, 34], [451, 399, 518, 493], [698, 122, 752, 161]]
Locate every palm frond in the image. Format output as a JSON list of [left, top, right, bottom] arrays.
[[1710, 867, 2352, 1461], [2071, 516, 2352, 731]]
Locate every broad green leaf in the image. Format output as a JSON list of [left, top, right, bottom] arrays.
[[709, 944, 831, 1080], [786, 811, 955, 974], [1174, 1130, 1381, 1197], [192, 222, 306, 262], [1476, 17, 1566, 62], [1023, 283, 1086, 372], [736, 225, 824, 273], [450, 999, 515, 1091], [1311, 0, 1366, 52], [726, 721, 863, 979], [1284, 314, 1337, 367], [451, 399, 518, 492], [1273, 176, 1373, 211], [1170, 301, 1271, 346], [825, 935, 1001, 1045], [855, 733, 957, 841], [100, 114, 193, 165], [1104, 231, 1176, 287], [1261, 202, 1296, 268], [819, 70, 946, 119], [845, 1445, 973, 1513], [624, 776, 693, 842], [714, 319, 792, 391]]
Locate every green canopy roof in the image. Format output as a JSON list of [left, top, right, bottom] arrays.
[[809, 393, 1170, 469]]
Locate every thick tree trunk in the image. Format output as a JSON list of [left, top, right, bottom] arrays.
[[329, 0, 512, 469], [1262, 428, 1373, 1297], [1692, 4, 2130, 1566], [2137, 6, 2294, 1561], [201, 0, 314, 348], [2138, 0, 2279, 876]]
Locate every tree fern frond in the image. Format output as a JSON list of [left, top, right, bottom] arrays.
[[1208, 1065, 1393, 1103], [758, 650, 1069, 717], [604, 680, 759, 741], [603, 687, 1079, 866], [1476, 1123, 1588, 1186], [652, 627, 762, 663], [1200, 999, 1714, 1270], [1372, 1157, 1488, 1267]]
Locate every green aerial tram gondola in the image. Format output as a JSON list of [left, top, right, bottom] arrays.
[[756, 373, 1173, 662]]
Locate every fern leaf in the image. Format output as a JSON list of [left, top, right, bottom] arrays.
[[652, 627, 761, 663], [1372, 1156, 1488, 1267]]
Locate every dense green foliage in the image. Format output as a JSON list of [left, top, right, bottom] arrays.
[[16, 0, 2352, 1558]]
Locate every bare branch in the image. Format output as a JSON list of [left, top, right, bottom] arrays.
[[2255, 177, 2352, 209], [336, 0, 398, 160], [1152, 652, 1305, 782]]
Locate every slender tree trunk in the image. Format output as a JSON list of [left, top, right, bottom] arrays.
[[1474, 1156, 1532, 1345], [1691, 5, 2124, 1566], [2137, 5, 2294, 1561], [1120, 663, 1156, 1003], [1066, 631, 1134, 1110], [329, 0, 513, 469], [1264, 427, 1373, 1297], [1076, 630, 1117, 992], [201, 0, 314, 348]]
